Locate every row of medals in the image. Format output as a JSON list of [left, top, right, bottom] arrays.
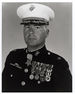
[[24, 54, 53, 84]]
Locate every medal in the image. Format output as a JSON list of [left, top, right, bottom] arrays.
[[46, 71, 51, 76], [47, 69, 52, 72], [35, 74, 39, 80], [26, 54, 32, 66], [40, 72, 44, 76], [45, 76, 51, 82], [29, 74, 34, 80], [26, 59, 31, 66], [27, 54, 33, 61], [40, 76, 45, 82]]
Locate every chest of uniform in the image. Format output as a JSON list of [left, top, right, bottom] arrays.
[[9, 59, 54, 87]]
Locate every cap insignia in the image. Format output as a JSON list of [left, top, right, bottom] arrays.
[[29, 5, 35, 11]]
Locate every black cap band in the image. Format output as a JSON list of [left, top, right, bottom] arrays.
[[20, 18, 49, 25]]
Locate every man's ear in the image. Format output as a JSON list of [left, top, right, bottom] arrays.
[[46, 29, 49, 37]]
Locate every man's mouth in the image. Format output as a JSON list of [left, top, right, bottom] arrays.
[[28, 35, 36, 39]]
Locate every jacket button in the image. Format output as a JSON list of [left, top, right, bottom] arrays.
[[24, 68, 28, 73], [37, 81, 40, 84], [48, 52, 50, 55], [21, 81, 26, 86], [57, 57, 61, 60], [10, 74, 13, 77]]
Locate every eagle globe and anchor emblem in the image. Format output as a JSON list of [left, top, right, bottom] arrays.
[[29, 5, 35, 11]]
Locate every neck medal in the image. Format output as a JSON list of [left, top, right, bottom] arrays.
[[25, 54, 33, 66], [27, 54, 33, 60]]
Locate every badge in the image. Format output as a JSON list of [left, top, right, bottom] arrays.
[[10, 63, 22, 69], [29, 5, 35, 11]]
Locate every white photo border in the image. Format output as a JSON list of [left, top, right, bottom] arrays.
[[0, 0, 74, 94]]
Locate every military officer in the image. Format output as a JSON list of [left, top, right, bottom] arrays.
[[2, 3, 72, 92]]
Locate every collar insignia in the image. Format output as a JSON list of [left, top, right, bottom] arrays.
[[35, 51, 40, 56]]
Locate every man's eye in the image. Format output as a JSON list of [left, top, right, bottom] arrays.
[[25, 26, 29, 28]]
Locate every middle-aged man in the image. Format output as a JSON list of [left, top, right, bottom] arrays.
[[2, 3, 72, 92]]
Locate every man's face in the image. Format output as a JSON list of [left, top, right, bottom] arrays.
[[23, 24, 49, 47]]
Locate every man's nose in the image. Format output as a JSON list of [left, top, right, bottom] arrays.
[[29, 25, 35, 33], [29, 25, 35, 29]]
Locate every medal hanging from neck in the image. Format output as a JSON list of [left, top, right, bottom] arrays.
[[26, 54, 33, 66]]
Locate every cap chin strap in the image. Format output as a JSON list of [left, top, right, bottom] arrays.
[[20, 18, 49, 25]]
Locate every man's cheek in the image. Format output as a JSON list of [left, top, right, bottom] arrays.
[[24, 32, 28, 38]]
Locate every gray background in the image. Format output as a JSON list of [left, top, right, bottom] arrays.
[[2, 2, 72, 73]]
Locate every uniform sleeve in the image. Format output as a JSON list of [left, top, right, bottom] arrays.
[[55, 58, 72, 92], [2, 51, 14, 92]]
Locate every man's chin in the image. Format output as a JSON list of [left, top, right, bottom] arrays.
[[26, 42, 37, 46]]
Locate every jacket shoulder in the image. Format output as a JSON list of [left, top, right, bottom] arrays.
[[5, 48, 26, 65], [8, 48, 26, 55], [47, 50, 69, 69]]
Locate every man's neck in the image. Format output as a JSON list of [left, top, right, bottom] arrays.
[[27, 44, 45, 52]]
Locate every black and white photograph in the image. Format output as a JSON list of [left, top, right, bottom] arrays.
[[2, 1, 72, 92]]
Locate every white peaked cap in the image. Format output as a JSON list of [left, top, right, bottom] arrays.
[[17, 3, 55, 21]]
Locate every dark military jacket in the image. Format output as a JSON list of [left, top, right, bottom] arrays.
[[2, 46, 72, 92]]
